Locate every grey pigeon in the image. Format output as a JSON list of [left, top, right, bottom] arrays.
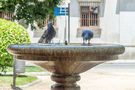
[[82, 30, 93, 44], [38, 22, 56, 43]]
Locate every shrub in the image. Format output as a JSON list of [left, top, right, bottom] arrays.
[[0, 18, 30, 73]]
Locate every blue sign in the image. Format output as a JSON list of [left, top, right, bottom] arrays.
[[54, 7, 68, 16]]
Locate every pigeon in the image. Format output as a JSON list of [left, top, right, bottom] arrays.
[[81, 30, 94, 44], [38, 22, 56, 44]]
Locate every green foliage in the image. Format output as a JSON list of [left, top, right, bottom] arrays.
[[0, 0, 62, 24], [6, 66, 44, 72], [0, 75, 37, 86], [0, 18, 30, 73]]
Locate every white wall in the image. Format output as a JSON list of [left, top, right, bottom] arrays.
[[119, 0, 135, 45], [56, 0, 81, 43], [100, 0, 135, 45], [70, 0, 81, 43], [100, 0, 120, 43], [56, 2, 69, 43], [56, 16, 67, 43], [120, 12, 135, 45], [56, 0, 135, 45]]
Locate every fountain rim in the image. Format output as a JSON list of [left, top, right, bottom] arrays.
[[7, 43, 125, 55]]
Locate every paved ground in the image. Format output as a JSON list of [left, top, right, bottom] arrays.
[[22, 71, 135, 90], [2, 60, 135, 90], [23, 60, 135, 90]]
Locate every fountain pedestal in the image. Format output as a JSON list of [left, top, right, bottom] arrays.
[[51, 74, 80, 90], [7, 43, 125, 90]]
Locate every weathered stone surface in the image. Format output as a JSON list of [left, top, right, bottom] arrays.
[[7, 43, 125, 90]]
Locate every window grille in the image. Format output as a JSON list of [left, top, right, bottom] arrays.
[[79, 1, 100, 27]]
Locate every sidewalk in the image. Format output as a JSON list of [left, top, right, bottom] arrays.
[[3, 60, 135, 90]]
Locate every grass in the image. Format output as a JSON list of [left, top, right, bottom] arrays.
[[25, 66, 45, 72], [0, 65, 44, 87], [6, 66, 45, 72], [16, 75, 37, 86], [0, 75, 37, 86]]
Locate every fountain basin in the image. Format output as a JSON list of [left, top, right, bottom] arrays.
[[7, 43, 125, 90], [8, 43, 124, 60]]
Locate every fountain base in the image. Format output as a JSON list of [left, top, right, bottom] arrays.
[[51, 74, 80, 90]]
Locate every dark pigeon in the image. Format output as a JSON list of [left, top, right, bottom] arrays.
[[81, 30, 94, 44], [38, 22, 56, 44]]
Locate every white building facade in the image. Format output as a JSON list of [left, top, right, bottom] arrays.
[[56, 0, 135, 45]]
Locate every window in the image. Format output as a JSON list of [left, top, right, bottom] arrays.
[[80, 1, 100, 27]]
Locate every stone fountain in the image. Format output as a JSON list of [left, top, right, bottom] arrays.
[[7, 43, 125, 90]]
